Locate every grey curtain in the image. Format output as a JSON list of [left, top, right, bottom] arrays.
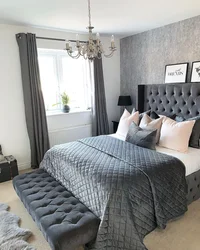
[[16, 33, 50, 168], [92, 57, 109, 136]]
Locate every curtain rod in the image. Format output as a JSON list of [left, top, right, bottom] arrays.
[[36, 36, 87, 43]]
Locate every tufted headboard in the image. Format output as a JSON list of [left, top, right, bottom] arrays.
[[137, 83, 200, 120]]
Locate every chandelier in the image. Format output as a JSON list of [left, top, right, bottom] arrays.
[[65, 0, 117, 60]]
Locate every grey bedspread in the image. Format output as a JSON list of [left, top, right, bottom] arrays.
[[40, 135, 187, 250]]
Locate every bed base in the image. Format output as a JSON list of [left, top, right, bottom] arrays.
[[186, 169, 200, 204]]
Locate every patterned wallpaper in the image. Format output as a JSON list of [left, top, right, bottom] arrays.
[[120, 15, 200, 110]]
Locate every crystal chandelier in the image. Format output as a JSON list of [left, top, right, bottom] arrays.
[[65, 0, 117, 60]]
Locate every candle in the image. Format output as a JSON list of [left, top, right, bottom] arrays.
[[111, 35, 115, 48], [96, 33, 100, 46], [66, 41, 70, 50], [76, 34, 80, 47]]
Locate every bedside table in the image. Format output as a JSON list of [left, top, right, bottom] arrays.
[[112, 121, 119, 133]]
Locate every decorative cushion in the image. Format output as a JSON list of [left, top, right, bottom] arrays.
[[150, 111, 160, 120], [138, 110, 151, 123], [151, 111, 176, 120], [140, 114, 163, 143], [159, 117, 195, 153], [175, 115, 200, 149], [126, 122, 157, 150], [116, 109, 139, 138]]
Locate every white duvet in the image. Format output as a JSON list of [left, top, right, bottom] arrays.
[[109, 133, 200, 176]]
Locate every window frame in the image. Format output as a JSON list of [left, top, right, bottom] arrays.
[[38, 48, 92, 115]]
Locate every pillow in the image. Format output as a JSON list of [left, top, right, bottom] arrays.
[[140, 114, 163, 143], [175, 115, 200, 148], [150, 111, 160, 120], [152, 111, 176, 120], [188, 116, 200, 148], [116, 109, 139, 138], [175, 116, 185, 122], [138, 110, 151, 123], [159, 117, 195, 153], [126, 122, 157, 150]]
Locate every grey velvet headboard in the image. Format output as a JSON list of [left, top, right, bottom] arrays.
[[137, 83, 200, 120]]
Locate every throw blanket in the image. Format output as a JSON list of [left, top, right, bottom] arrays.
[[40, 135, 187, 250]]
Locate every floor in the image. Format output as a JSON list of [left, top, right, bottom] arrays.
[[1, 172, 200, 250]]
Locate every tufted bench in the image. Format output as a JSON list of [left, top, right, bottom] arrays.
[[13, 169, 100, 250]]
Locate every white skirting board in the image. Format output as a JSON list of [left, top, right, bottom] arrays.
[[49, 124, 92, 147], [17, 124, 92, 170]]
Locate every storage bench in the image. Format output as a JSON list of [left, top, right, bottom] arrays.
[[13, 169, 100, 250]]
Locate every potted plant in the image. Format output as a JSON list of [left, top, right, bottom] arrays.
[[61, 92, 70, 113]]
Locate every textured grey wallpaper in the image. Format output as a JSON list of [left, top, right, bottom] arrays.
[[120, 15, 200, 109]]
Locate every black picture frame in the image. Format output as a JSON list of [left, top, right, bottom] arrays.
[[164, 63, 189, 84], [191, 61, 200, 83]]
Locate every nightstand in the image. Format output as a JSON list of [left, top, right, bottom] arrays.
[[112, 121, 119, 133]]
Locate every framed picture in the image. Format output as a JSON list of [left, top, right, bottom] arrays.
[[164, 63, 188, 84], [191, 61, 200, 83]]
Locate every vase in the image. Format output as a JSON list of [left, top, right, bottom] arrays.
[[62, 105, 70, 113]]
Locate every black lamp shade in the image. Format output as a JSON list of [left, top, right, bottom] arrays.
[[118, 96, 132, 106]]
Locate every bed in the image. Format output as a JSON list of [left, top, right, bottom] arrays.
[[110, 133, 200, 204], [39, 82, 200, 250], [137, 83, 200, 204]]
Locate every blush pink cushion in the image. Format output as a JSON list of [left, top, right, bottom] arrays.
[[116, 109, 139, 138], [159, 117, 195, 153], [140, 114, 163, 144]]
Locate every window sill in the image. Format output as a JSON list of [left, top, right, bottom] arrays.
[[46, 109, 92, 117]]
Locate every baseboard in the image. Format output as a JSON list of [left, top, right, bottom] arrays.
[[18, 162, 31, 171]]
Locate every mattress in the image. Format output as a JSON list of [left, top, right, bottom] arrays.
[[109, 133, 200, 176]]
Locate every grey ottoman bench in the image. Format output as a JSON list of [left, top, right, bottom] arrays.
[[13, 169, 100, 250]]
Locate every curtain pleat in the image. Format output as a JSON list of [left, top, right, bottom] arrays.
[[16, 33, 50, 168], [92, 57, 109, 136]]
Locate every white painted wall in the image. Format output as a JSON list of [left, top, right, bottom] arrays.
[[0, 24, 120, 170]]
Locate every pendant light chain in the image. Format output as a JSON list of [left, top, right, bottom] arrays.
[[88, 0, 92, 28], [65, 0, 116, 60]]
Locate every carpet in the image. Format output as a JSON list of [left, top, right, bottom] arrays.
[[0, 202, 35, 250], [1, 172, 200, 250]]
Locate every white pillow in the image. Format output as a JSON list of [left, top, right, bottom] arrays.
[[140, 114, 163, 143], [159, 117, 195, 153], [116, 109, 139, 138]]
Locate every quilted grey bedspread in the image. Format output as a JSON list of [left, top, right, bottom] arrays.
[[40, 135, 187, 250]]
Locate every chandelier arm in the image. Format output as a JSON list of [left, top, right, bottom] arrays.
[[103, 50, 115, 58], [67, 50, 81, 59]]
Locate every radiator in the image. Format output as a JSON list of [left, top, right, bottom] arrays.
[[49, 124, 92, 147]]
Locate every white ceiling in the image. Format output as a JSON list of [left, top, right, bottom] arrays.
[[0, 0, 200, 37]]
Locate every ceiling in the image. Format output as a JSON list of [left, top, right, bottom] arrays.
[[0, 0, 200, 37]]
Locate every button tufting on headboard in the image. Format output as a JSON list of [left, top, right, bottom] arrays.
[[137, 83, 200, 119]]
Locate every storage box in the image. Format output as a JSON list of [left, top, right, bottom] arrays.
[[0, 156, 18, 183]]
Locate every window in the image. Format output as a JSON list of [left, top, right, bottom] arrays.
[[38, 49, 92, 113]]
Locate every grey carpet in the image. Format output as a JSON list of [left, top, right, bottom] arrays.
[[0, 203, 35, 250]]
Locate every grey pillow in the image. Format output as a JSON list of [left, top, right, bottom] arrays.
[[175, 115, 200, 148], [126, 122, 157, 150]]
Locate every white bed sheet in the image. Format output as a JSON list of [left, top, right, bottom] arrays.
[[109, 133, 200, 176]]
